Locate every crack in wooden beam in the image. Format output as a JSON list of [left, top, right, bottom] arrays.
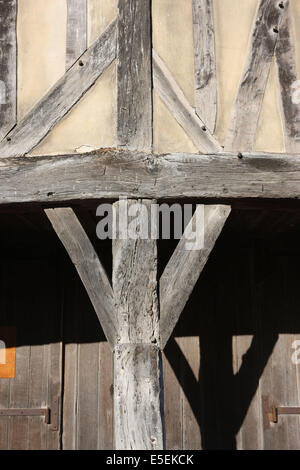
[[159, 205, 231, 349], [153, 50, 222, 153], [0, 19, 117, 158], [45, 207, 118, 348]]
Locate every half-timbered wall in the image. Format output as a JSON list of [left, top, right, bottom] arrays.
[[2, 0, 299, 157]]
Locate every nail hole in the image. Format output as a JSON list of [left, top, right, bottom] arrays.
[[202, 126, 207, 132], [79, 60, 84, 67], [273, 27, 279, 33], [278, 2, 284, 9], [238, 152, 243, 159], [6, 137, 11, 142]]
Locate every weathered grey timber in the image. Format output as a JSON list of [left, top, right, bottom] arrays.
[[45, 208, 118, 347], [153, 50, 221, 153], [66, 0, 87, 70], [275, 4, 300, 153], [192, 0, 217, 133], [117, 0, 152, 150], [160, 205, 231, 349], [2, 150, 300, 205], [112, 200, 164, 450], [225, 0, 287, 151], [0, 20, 117, 158], [0, 0, 17, 141]]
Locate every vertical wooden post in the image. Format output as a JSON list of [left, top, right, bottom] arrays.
[[112, 199, 164, 450]]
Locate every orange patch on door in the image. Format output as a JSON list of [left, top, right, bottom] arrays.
[[0, 327, 16, 378]]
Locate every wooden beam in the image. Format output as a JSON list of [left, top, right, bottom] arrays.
[[192, 0, 217, 134], [153, 50, 221, 153], [160, 205, 231, 349], [66, 0, 87, 70], [45, 207, 118, 347], [275, 4, 300, 153], [225, 0, 287, 151], [112, 200, 164, 450], [117, 0, 152, 150], [0, 20, 117, 158], [0, 0, 17, 141], [2, 150, 300, 205]]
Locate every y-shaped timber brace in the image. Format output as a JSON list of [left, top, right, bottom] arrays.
[[46, 202, 230, 449]]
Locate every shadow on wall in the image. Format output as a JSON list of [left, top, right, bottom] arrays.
[[164, 236, 300, 449]]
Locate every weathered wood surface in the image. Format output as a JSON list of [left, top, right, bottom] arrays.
[[114, 344, 163, 450], [275, 4, 300, 153], [62, 262, 113, 450], [153, 51, 221, 153], [112, 200, 164, 450], [45, 207, 117, 348], [225, 0, 287, 151], [117, 0, 152, 150], [0, 0, 17, 141], [0, 20, 116, 158], [192, 0, 217, 133], [0, 259, 62, 450], [66, 0, 87, 70], [160, 205, 231, 349], [3, 150, 300, 205]]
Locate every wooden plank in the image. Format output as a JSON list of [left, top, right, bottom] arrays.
[[225, 0, 287, 151], [0, 20, 116, 158], [45, 208, 117, 348], [192, 0, 217, 133], [275, 4, 300, 153], [66, 0, 87, 70], [112, 199, 164, 450], [162, 349, 183, 450], [98, 341, 113, 449], [117, 0, 152, 150], [160, 205, 231, 349], [0, 0, 17, 141], [153, 50, 221, 153], [4, 150, 300, 205]]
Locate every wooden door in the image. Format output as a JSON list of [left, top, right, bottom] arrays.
[[0, 255, 63, 450]]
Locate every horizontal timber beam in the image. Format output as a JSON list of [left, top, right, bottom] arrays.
[[1, 150, 300, 206]]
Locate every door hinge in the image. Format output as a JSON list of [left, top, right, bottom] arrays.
[[262, 395, 300, 429], [0, 396, 59, 431]]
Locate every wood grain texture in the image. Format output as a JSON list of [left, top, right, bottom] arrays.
[[225, 0, 288, 151], [117, 0, 152, 150], [114, 344, 164, 450], [0, 0, 17, 141], [192, 0, 217, 133], [153, 50, 221, 153], [275, 4, 300, 153], [112, 200, 164, 450], [160, 205, 231, 349], [3, 149, 300, 205], [66, 0, 87, 70], [45, 208, 117, 347], [0, 20, 116, 158]]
